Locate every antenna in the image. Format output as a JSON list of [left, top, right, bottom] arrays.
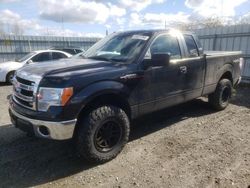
[[61, 15, 65, 44]]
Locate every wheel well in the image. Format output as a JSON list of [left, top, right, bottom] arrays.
[[6, 71, 15, 81], [78, 93, 131, 120], [220, 71, 233, 84]]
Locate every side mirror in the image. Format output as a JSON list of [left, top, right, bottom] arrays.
[[151, 53, 170, 67], [26, 60, 33, 64], [189, 49, 198, 57]]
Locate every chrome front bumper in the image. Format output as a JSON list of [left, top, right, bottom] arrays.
[[9, 106, 76, 140]]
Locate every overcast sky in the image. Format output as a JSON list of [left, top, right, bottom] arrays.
[[0, 0, 249, 37]]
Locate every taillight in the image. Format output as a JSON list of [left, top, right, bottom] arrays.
[[239, 58, 244, 71]]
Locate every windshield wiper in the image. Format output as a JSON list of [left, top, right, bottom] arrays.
[[79, 53, 86, 58], [109, 57, 126, 62], [87, 56, 112, 62]]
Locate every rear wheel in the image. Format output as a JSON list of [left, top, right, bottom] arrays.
[[6, 71, 15, 84], [75, 105, 130, 163], [208, 79, 232, 110]]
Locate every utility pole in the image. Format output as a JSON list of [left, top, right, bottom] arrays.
[[61, 15, 65, 46], [221, 0, 224, 22]]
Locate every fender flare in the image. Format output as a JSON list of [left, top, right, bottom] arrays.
[[70, 80, 130, 115], [216, 63, 233, 83]]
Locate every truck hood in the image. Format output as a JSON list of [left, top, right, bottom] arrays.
[[16, 58, 124, 80]]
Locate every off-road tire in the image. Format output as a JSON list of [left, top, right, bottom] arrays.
[[208, 79, 232, 110], [75, 105, 130, 163]]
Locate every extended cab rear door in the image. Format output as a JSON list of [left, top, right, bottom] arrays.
[[177, 34, 206, 99], [137, 32, 206, 116]]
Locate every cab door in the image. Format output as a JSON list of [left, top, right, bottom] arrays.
[[137, 34, 186, 115], [178, 34, 206, 100]]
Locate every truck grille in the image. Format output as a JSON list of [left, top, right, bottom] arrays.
[[13, 76, 37, 110]]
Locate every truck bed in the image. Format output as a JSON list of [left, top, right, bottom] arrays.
[[202, 50, 242, 96], [204, 51, 242, 57]]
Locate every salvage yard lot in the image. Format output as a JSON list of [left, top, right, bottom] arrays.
[[0, 84, 249, 188]]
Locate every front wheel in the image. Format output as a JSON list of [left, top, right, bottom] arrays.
[[6, 71, 15, 84], [75, 105, 130, 163], [208, 79, 232, 110]]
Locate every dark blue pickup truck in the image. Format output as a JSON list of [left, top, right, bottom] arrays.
[[9, 29, 242, 163]]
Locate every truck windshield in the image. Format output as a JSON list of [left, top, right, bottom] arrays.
[[84, 32, 151, 63]]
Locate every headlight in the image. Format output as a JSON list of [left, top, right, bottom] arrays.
[[37, 87, 73, 112]]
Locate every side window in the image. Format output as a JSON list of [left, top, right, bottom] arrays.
[[52, 52, 67, 60], [61, 49, 75, 54], [149, 35, 181, 60], [75, 49, 83, 54], [184, 35, 199, 57], [31, 52, 51, 62]]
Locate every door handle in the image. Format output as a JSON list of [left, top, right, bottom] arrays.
[[180, 66, 187, 74]]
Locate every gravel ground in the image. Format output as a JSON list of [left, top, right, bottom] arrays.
[[0, 83, 249, 188]]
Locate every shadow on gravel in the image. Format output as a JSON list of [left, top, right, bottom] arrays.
[[0, 83, 11, 87], [0, 124, 94, 188], [0, 99, 216, 187], [130, 98, 215, 141], [230, 85, 250, 109]]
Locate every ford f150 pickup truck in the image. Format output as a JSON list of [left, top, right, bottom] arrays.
[[9, 30, 242, 163]]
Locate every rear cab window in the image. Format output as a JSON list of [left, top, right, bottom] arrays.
[[184, 35, 199, 57]]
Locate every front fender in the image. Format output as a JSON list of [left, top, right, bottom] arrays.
[[68, 80, 130, 117], [0, 70, 8, 82]]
